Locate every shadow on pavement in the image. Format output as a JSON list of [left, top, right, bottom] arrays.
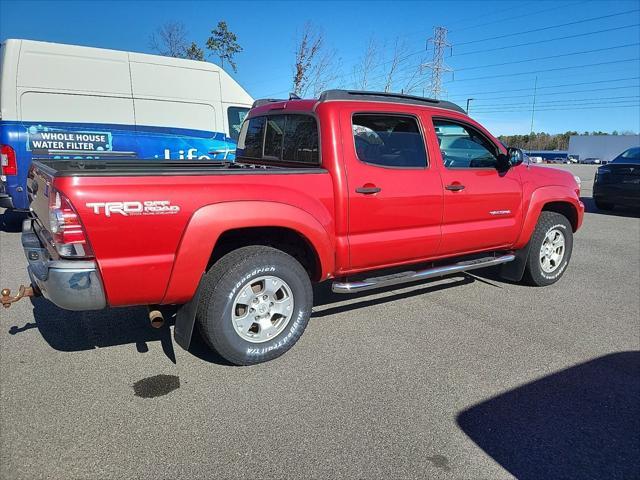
[[18, 297, 178, 363], [457, 351, 640, 480], [581, 196, 640, 219], [8, 273, 479, 367]]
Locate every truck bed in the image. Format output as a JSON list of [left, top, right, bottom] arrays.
[[31, 159, 327, 177]]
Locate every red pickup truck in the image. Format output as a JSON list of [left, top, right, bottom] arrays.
[[5, 90, 584, 365]]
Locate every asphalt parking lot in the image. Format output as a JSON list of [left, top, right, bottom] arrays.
[[0, 164, 638, 479]]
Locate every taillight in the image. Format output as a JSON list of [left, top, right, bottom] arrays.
[[48, 190, 94, 258], [0, 145, 17, 176]]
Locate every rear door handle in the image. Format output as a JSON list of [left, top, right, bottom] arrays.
[[356, 186, 381, 194], [445, 184, 465, 192]]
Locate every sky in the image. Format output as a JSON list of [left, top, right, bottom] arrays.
[[1, 0, 639, 136]]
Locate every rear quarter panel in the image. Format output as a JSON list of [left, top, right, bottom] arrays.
[[55, 172, 335, 306]]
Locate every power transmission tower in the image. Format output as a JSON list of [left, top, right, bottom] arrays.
[[422, 26, 452, 99]]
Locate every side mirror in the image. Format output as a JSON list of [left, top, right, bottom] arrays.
[[507, 147, 525, 166]]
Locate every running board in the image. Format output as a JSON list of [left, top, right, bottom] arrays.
[[331, 254, 515, 294]]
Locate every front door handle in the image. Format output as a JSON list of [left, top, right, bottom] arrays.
[[356, 186, 382, 194], [445, 184, 465, 192]]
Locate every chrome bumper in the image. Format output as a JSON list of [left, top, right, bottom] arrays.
[[22, 220, 106, 311]]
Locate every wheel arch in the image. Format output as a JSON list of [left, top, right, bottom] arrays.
[[515, 187, 583, 249], [162, 201, 334, 305]]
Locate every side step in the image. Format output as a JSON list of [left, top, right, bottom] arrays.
[[331, 254, 515, 294]]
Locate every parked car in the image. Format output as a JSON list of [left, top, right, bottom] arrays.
[[581, 157, 602, 164], [593, 146, 640, 210], [0, 39, 253, 211], [3, 90, 584, 365], [546, 157, 569, 164]]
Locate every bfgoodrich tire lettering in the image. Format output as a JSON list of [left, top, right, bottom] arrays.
[[196, 246, 313, 365], [523, 211, 574, 286]]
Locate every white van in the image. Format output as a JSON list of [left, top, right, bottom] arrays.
[[0, 39, 253, 209]]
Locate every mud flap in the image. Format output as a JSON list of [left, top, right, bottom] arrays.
[[174, 276, 203, 351], [500, 241, 532, 282]]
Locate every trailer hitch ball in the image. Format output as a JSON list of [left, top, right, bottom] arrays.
[[1, 285, 38, 308]]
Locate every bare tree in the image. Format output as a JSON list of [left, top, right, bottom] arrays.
[[149, 22, 189, 58], [292, 23, 323, 96], [309, 49, 342, 97], [292, 23, 343, 97], [353, 37, 378, 90], [383, 38, 405, 93], [402, 57, 428, 95]]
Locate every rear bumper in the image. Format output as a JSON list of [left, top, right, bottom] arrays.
[[22, 219, 106, 311]]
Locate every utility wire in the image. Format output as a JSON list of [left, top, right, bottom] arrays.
[[454, 43, 640, 72], [450, 24, 640, 57], [471, 96, 640, 111], [454, 8, 640, 46], [447, 76, 640, 98], [472, 103, 640, 114], [451, 84, 640, 102], [444, 58, 640, 83], [449, 1, 585, 32], [252, 11, 640, 96]]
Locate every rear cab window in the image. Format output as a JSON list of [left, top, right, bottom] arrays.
[[236, 114, 319, 166]]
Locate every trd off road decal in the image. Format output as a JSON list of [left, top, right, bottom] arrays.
[[86, 201, 181, 217]]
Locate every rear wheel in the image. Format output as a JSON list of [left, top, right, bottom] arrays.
[[594, 198, 614, 211], [196, 246, 313, 365], [523, 211, 573, 286]]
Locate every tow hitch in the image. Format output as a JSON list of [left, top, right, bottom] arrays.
[[1, 285, 39, 308]]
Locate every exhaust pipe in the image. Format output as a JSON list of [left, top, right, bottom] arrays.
[[149, 308, 165, 329]]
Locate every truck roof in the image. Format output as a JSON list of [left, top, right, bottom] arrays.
[[251, 90, 466, 115]]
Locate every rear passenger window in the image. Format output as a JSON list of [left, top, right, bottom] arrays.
[[237, 114, 319, 165], [352, 114, 427, 168]]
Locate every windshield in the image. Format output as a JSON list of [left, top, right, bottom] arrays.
[[612, 146, 640, 163]]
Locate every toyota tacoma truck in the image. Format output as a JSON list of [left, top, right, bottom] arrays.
[[3, 90, 584, 365]]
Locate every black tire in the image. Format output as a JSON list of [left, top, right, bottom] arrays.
[[196, 246, 313, 365], [523, 211, 574, 287], [594, 198, 614, 211]]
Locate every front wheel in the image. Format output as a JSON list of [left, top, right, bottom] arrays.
[[196, 246, 313, 365], [523, 211, 574, 286]]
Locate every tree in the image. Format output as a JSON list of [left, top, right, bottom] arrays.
[[185, 42, 204, 61], [292, 22, 342, 97], [383, 38, 405, 93], [353, 37, 377, 90], [206, 21, 243, 72], [149, 22, 189, 58]]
